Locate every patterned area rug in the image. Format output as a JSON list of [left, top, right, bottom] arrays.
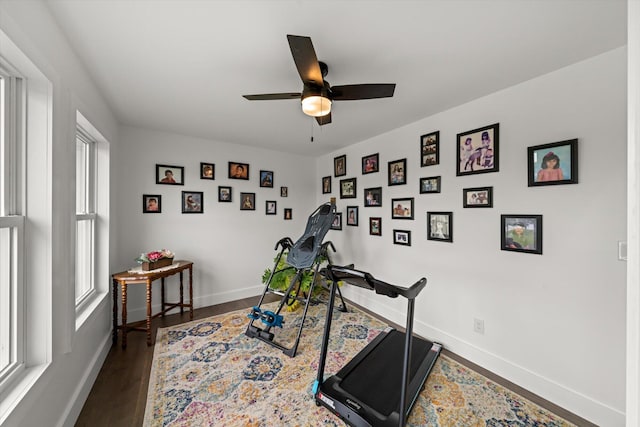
[[144, 302, 576, 426]]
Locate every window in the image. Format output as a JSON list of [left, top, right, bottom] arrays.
[[74, 111, 109, 329], [0, 28, 52, 418], [75, 126, 96, 307], [0, 66, 25, 384]]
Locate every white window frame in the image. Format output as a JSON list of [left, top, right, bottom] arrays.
[[0, 59, 26, 390], [75, 126, 97, 308], [0, 28, 52, 423], [74, 111, 109, 330]]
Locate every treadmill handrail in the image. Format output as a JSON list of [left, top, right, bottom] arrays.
[[327, 265, 427, 299]]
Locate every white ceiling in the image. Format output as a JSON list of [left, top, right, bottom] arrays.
[[45, 0, 627, 156]]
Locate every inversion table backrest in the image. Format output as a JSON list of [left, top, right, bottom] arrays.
[[286, 202, 336, 269]]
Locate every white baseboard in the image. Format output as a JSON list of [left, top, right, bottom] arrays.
[[123, 285, 264, 323], [57, 332, 112, 427]]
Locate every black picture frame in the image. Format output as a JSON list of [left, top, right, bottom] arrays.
[[182, 191, 203, 214], [200, 162, 215, 180], [388, 158, 407, 186], [346, 206, 358, 226], [281, 187, 288, 197], [228, 161, 250, 180], [156, 164, 184, 185], [334, 155, 346, 177], [284, 208, 292, 220], [456, 123, 499, 176], [527, 139, 578, 187], [393, 229, 411, 246], [391, 197, 414, 220], [419, 176, 441, 194], [501, 214, 543, 254], [362, 153, 379, 174], [260, 170, 274, 188], [364, 187, 382, 207], [218, 186, 232, 202], [331, 212, 342, 230], [420, 131, 439, 167], [427, 211, 453, 242], [265, 200, 277, 215], [463, 186, 493, 208], [340, 177, 357, 199], [143, 194, 161, 213], [240, 192, 255, 210], [369, 217, 382, 236], [322, 176, 332, 194]]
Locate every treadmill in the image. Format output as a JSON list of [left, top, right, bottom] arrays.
[[313, 265, 442, 427]]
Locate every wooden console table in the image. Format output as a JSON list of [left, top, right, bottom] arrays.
[[112, 260, 194, 348]]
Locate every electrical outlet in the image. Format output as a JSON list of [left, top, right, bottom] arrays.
[[474, 318, 485, 334]]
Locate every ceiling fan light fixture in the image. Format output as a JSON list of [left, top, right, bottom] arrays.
[[302, 95, 332, 117]]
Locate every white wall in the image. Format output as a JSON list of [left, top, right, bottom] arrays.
[[627, 2, 640, 426], [114, 126, 318, 320], [0, 1, 118, 426], [318, 47, 627, 426]]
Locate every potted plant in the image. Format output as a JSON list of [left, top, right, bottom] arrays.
[[136, 249, 174, 271], [261, 250, 333, 311]]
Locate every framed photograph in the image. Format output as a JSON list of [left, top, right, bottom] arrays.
[[156, 164, 184, 185], [501, 214, 543, 254], [218, 186, 232, 202], [143, 194, 161, 213], [388, 158, 407, 186], [340, 177, 357, 199], [421, 131, 439, 167], [322, 176, 332, 194], [420, 176, 441, 194], [393, 229, 411, 246], [240, 192, 255, 210], [260, 170, 274, 188], [527, 139, 578, 187], [456, 123, 499, 176], [364, 187, 382, 207], [346, 206, 359, 226], [281, 187, 288, 197], [463, 186, 493, 208], [362, 153, 379, 174], [427, 211, 453, 242], [331, 212, 342, 230], [369, 217, 382, 236], [391, 197, 414, 220], [334, 155, 346, 177], [182, 191, 203, 214], [265, 200, 277, 215], [284, 208, 292, 220], [200, 162, 214, 180], [228, 161, 249, 180]]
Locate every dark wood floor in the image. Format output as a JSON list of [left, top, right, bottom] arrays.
[[75, 296, 595, 427]]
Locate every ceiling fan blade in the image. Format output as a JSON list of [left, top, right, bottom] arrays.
[[287, 35, 324, 86], [243, 92, 301, 101], [316, 113, 332, 126], [330, 84, 396, 100]]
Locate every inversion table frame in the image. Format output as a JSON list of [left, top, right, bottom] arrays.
[[245, 201, 347, 357]]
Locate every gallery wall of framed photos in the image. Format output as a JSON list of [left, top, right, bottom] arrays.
[[145, 159, 298, 220], [317, 123, 581, 256]]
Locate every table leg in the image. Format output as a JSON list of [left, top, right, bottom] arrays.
[[121, 283, 128, 349], [146, 279, 153, 346], [161, 277, 165, 316], [188, 266, 194, 320], [112, 279, 118, 346], [179, 271, 184, 315]]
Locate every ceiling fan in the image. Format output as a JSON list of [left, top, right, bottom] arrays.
[[242, 35, 396, 126]]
